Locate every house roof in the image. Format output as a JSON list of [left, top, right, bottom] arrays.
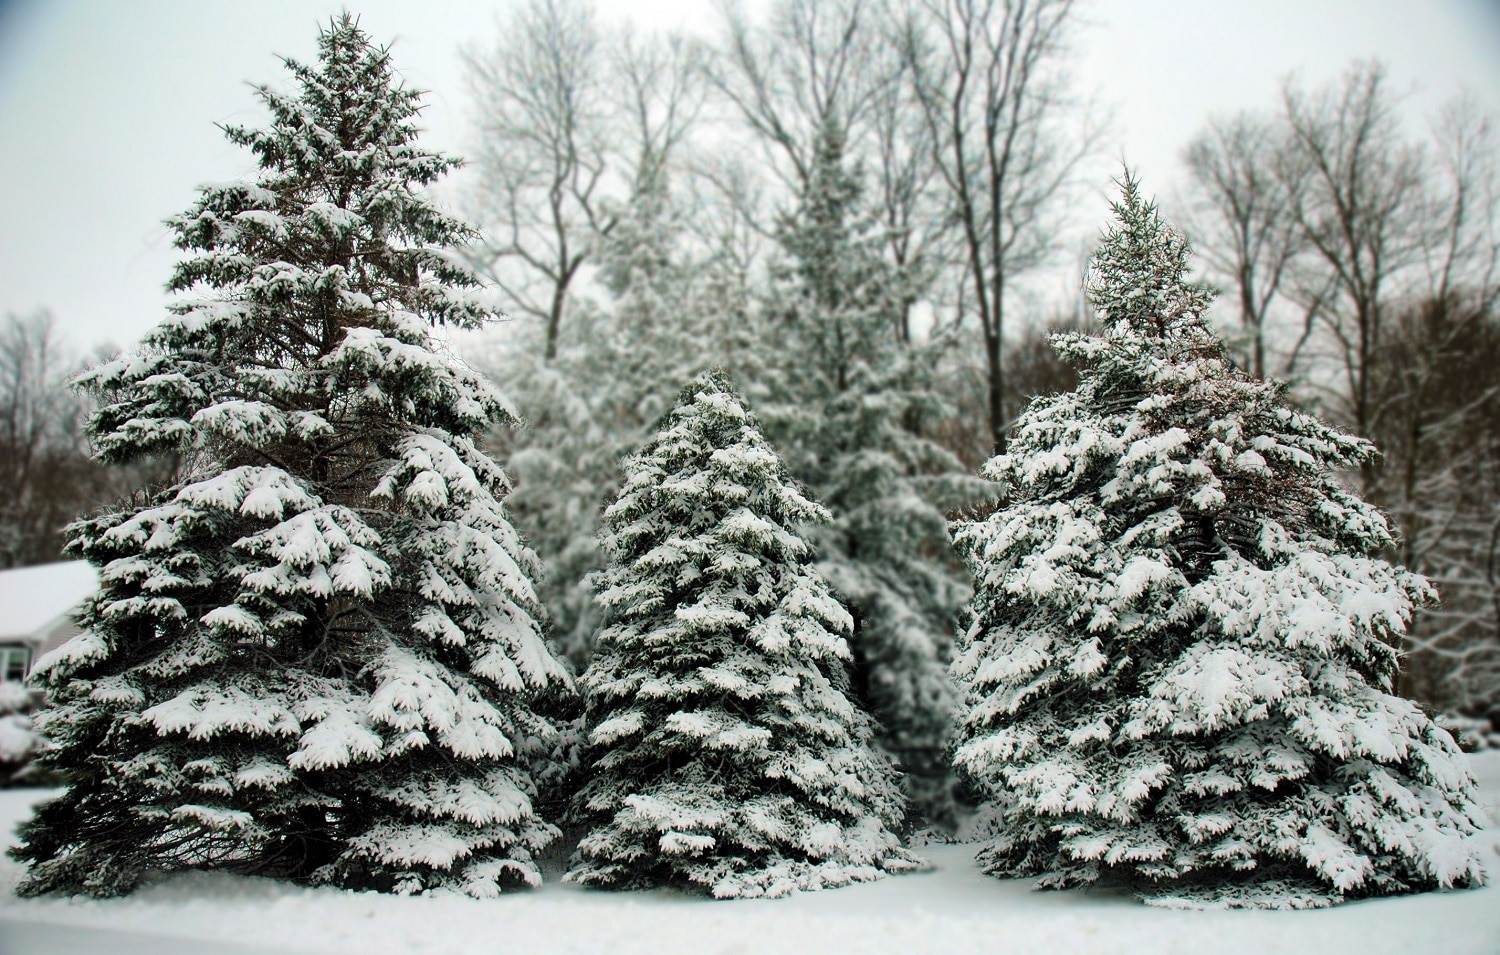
[[0, 561, 98, 642]]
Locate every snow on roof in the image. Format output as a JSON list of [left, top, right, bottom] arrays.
[[0, 561, 98, 642]]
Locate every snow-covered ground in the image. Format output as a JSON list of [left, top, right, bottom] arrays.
[[2, 753, 1498, 955]]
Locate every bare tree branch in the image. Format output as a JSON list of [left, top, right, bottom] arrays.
[[904, 0, 1092, 455]]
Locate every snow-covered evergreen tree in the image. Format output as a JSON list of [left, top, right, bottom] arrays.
[[12, 15, 571, 898], [753, 115, 981, 825], [567, 370, 921, 897], [950, 175, 1488, 908]]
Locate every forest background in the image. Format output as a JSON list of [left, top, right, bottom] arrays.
[[1, 0, 1498, 777]]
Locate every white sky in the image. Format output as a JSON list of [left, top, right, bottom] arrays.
[[1, 0, 1497, 353]]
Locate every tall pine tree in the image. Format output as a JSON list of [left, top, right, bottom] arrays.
[[568, 370, 920, 897], [753, 115, 982, 825], [14, 16, 571, 898], [950, 175, 1487, 908]]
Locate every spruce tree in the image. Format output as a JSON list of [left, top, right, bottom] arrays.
[[567, 370, 920, 897], [13, 16, 571, 898], [754, 116, 981, 825], [950, 175, 1488, 908]]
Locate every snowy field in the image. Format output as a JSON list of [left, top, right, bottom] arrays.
[[1, 753, 1497, 955]]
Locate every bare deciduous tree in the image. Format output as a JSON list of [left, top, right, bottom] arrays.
[[903, 0, 1091, 455], [1181, 112, 1304, 379], [709, 0, 952, 346], [1366, 99, 1500, 718], [868, 17, 947, 343], [463, 0, 613, 361], [710, 0, 892, 195], [0, 312, 116, 568], [1279, 62, 1430, 455], [1425, 94, 1500, 319], [1373, 294, 1500, 716], [612, 29, 706, 204], [595, 28, 708, 304]]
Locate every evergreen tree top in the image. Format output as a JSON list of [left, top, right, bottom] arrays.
[[79, 13, 506, 466], [603, 369, 831, 543], [1011, 172, 1380, 548], [223, 15, 451, 185], [170, 13, 475, 279], [1083, 173, 1218, 348]]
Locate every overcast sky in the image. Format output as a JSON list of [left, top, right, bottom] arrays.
[[1, 0, 1497, 353]]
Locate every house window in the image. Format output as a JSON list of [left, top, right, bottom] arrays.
[[0, 646, 30, 683]]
